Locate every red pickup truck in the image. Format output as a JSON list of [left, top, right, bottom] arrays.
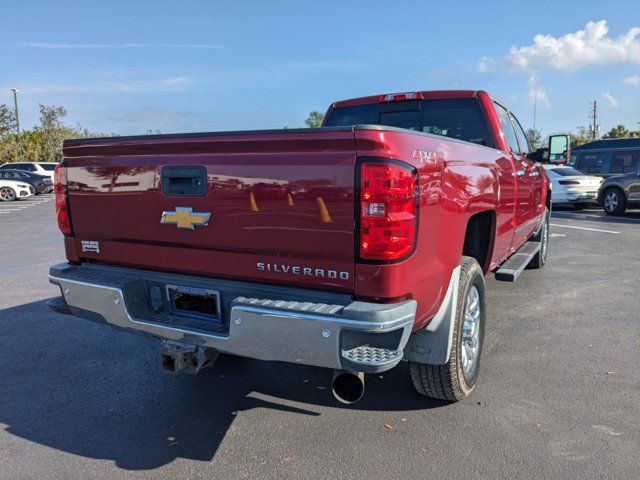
[[49, 90, 550, 404]]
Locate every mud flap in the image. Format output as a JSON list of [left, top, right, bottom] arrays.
[[402, 266, 461, 365]]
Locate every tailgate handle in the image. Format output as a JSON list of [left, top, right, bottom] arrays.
[[161, 167, 207, 196]]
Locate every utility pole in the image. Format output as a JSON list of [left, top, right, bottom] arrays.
[[533, 92, 538, 130], [591, 100, 598, 141], [10, 88, 23, 162]]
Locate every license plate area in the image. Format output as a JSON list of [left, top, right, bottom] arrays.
[[166, 284, 221, 321]]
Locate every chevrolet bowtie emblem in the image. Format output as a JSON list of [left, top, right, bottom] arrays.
[[161, 207, 211, 230]]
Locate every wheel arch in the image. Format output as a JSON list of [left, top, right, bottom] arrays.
[[599, 184, 625, 204], [462, 210, 496, 275]]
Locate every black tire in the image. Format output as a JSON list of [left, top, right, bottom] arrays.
[[528, 208, 549, 269], [409, 256, 485, 402], [602, 188, 626, 216], [0, 186, 16, 202]]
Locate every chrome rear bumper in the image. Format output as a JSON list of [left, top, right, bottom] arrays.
[[49, 263, 415, 373]]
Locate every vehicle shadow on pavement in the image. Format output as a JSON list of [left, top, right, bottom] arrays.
[[0, 299, 443, 471]]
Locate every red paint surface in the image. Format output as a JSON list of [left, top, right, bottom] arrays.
[[60, 91, 548, 330]]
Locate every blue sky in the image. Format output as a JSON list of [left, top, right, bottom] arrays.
[[1, 0, 639, 137]]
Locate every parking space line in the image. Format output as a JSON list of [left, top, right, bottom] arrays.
[[550, 223, 620, 234], [553, 211, 640, 223]]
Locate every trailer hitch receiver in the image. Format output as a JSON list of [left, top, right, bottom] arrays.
[[161, 340, 218, 375]]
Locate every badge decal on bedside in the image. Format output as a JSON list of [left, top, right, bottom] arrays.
[[81, 240, 100, 254]]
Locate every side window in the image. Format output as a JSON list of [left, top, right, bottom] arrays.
[[577, 153, 603, 173], [14, 163, 26, 170], [493, 103, 520, 155], [510, 114, 530, 155], [610, 151, 639, 173]]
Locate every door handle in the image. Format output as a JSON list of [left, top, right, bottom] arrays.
[[161, 167, 207, 196]]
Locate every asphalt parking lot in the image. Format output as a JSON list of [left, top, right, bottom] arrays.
[[1, 198, 638, 480]]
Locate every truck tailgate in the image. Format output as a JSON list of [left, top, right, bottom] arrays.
[[62, 129, 357, 293]]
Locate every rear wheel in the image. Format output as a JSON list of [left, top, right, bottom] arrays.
[[409, 256, 485, 402], [0, 187, 16, 202], [603, 188, 626, 215]]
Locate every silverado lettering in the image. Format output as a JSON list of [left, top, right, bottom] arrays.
[[257, 262, 350, 280], [50, 90, 550, 404]]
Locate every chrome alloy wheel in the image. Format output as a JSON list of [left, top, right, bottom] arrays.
[[604, 192, 618, 212], [541, 216, 549, 261], [0, 187, 16, 202], [460, 285, 481, 376]]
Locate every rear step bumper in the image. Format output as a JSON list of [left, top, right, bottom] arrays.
[[48, 263, 415, 373]]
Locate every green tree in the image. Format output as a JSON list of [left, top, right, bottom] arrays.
[[37, 104, 69, 161], [0, 104, 16, 141], [602, 124, 632, 139], [568, 126, 593, 147], [0, 103, 116, 163], [525, 128, 543, 150], [304, 110, 324, 128]]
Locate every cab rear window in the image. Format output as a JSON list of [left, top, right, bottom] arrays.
[[325, 98, 494, 148]]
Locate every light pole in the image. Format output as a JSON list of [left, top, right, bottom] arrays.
[[10, 88, 23, 162]]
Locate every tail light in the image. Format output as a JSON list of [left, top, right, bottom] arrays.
[[378, 92, 423, 103], [359, 160, 417, 261], [54, 164, 73, 236], [559, 180, 580, 185]]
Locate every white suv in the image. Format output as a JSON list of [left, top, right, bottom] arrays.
[[0, 162, 58, 179]]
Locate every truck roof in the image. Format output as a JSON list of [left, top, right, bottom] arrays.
[[330, 90, 480, 108], [572, 138, 640, 151]]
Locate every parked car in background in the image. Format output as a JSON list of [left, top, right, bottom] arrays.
[[0, 162, 58, 179], [570, 138, 640, 178], [0, 179, 33, 201], [0, 169, 53, 194], [543, 165, 602, 209], [597, 170, 640, 215]]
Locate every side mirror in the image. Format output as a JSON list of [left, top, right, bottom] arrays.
[[548, 135, 571, 164]]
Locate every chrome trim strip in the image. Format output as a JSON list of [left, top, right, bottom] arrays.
[[515, 213, 543, 235]]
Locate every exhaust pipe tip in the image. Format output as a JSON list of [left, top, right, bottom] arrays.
[[332, 370, 365, 404]]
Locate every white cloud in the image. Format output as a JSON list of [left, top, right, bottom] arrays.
[[163, 76, 189, 87], [602, 92, 619, 107], [18, 76, 192, 94], [506, 20, 640, 74], [21, 42, 223, 49], [623, 74, 640, 86], [477, 56, 496, 73], [527, 76, 550, 107]]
